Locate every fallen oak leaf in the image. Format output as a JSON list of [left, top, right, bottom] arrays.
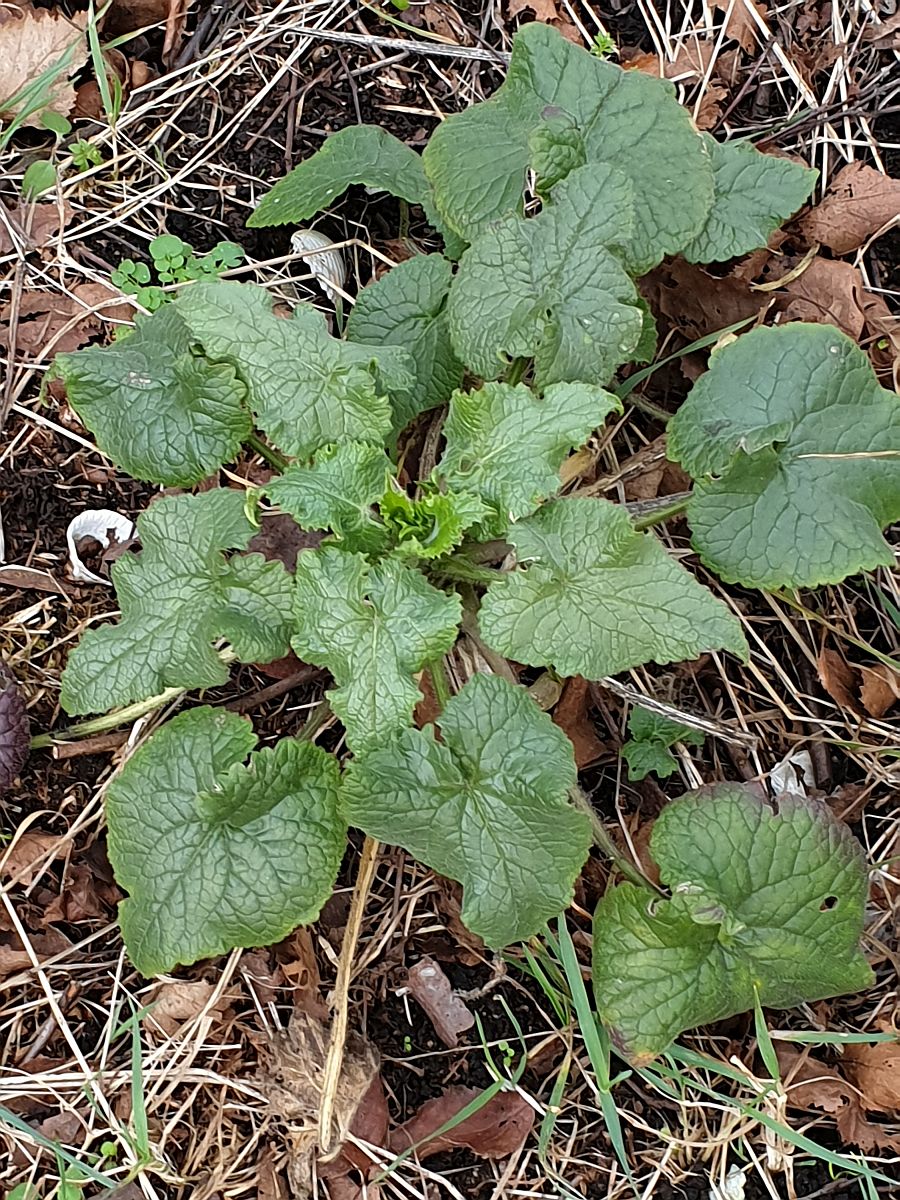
[[842, 1039, 900, 1115], [0, 2, 87, 126], [800, 162, 900, 255], [388, 1085, 534, 1160]]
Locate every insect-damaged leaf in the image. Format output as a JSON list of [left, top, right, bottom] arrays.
[[593, 784, 873, 1063]]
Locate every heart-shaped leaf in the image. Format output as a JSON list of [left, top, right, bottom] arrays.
[[593, 784, 873, 1063]]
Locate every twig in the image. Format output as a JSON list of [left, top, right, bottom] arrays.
[[286, 26, 509, 64], [318, 835, 381, 1156]]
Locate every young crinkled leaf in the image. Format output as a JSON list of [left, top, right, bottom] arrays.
[[106, 707, 345, 975], [437, 381, 621, 536], [593, 784, 873, 1063], [447, 163, 643, 387], [342, 673, 591, 947], [52, 304, 251, 486], [479, 499, 747, 679], [683, 136, 817, 264], [292, 546, 461, 752], [60, 490, 293, 715], [345, 254, 464, 432], [380, 486, 488, 559], [622, 705, 704, 781], [423, 22, 713, 271], [176, 281, 413, 458], [668, 323, 900, 589], [265, 441, 391, 555]]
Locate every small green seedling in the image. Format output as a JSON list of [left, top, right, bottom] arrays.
[[46, 24, 891, 1060], [71, 139, 103, 171], [110, 234, 245, 311], [622, 705, 704, 780]]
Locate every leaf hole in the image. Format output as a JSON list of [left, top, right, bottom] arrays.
[[820, 895, 838, 912]]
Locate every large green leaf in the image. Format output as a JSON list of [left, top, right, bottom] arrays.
[[292, 546, 461, 751], [446, 164, 643, 387], [61, 490, 292, 715], [593, 784, 873, 1063], [479, 499, 747, 678], [668, 323, 900, 588], [265, 441, 391, 555], [437, 381, 620, 536], [683, 136, 817, 264], [423, 22, 713, 271], [176, 281, 413, 458], [53, 305, 251, 486], [107, 707, 345, 975], [247, 125, 429, 227], [345, 254, 464, 432], [342, 673, 591, 947]]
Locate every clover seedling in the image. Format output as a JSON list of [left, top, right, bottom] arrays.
[[48, 23, 881, 1053]]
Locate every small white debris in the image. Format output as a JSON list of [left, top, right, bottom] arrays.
[[290, 229, 347, 305], [708, 1164, 746, 1200], [66, 509, 135, 585], [770, 748, 815, 797]]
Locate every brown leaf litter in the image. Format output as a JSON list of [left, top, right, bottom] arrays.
[[1, 283, 133, 359], [552, 675, 605, 768], [800, 162, 900, 255], [0, 1, 87, 125], [144, 979, 227, 1038], [0, 201, 71, 256], [777, 1042, 900, 1153], [817, 647, 900, 718], [388, 1084, 534, 1159], [406, 955, 475, 1048]]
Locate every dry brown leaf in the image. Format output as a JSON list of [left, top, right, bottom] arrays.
[[641, 259, 766, 343], [858, 664, 900, 719], [800, 162, 900, 255], [433, 878, 486, 966], [778, 258, 868, 343], [320, 1075, 390, 1179], [0, 2, 87, 125], [144, 979, 222, 1036], [1, 831, 65, 886], [863, 10, 900, 50], [713, 0, 767, 52], [421, 2, 473, 45], [817, 648, 860, 712], [389, 1085, 534, 1160], [507, 0, 559, 21], [776, 1045, 900, 1152], [624, 43, 716, 80], [407, 956, 475, 1048], [843, 1040, 900, 1115], [0, 201, 71, 255], [1, 282, 131, 359], [552, 676, 604, 768]]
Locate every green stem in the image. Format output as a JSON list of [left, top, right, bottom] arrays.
[[632, 494, 690, 531], [427, 657, 452, 711], [504, 357, 528, 387], [31, 686, 186, 749], [246, 431, 289, 472], [569, 787, 658, 891], [398, 197, 410, 241], [435, 556, 500, 585]]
